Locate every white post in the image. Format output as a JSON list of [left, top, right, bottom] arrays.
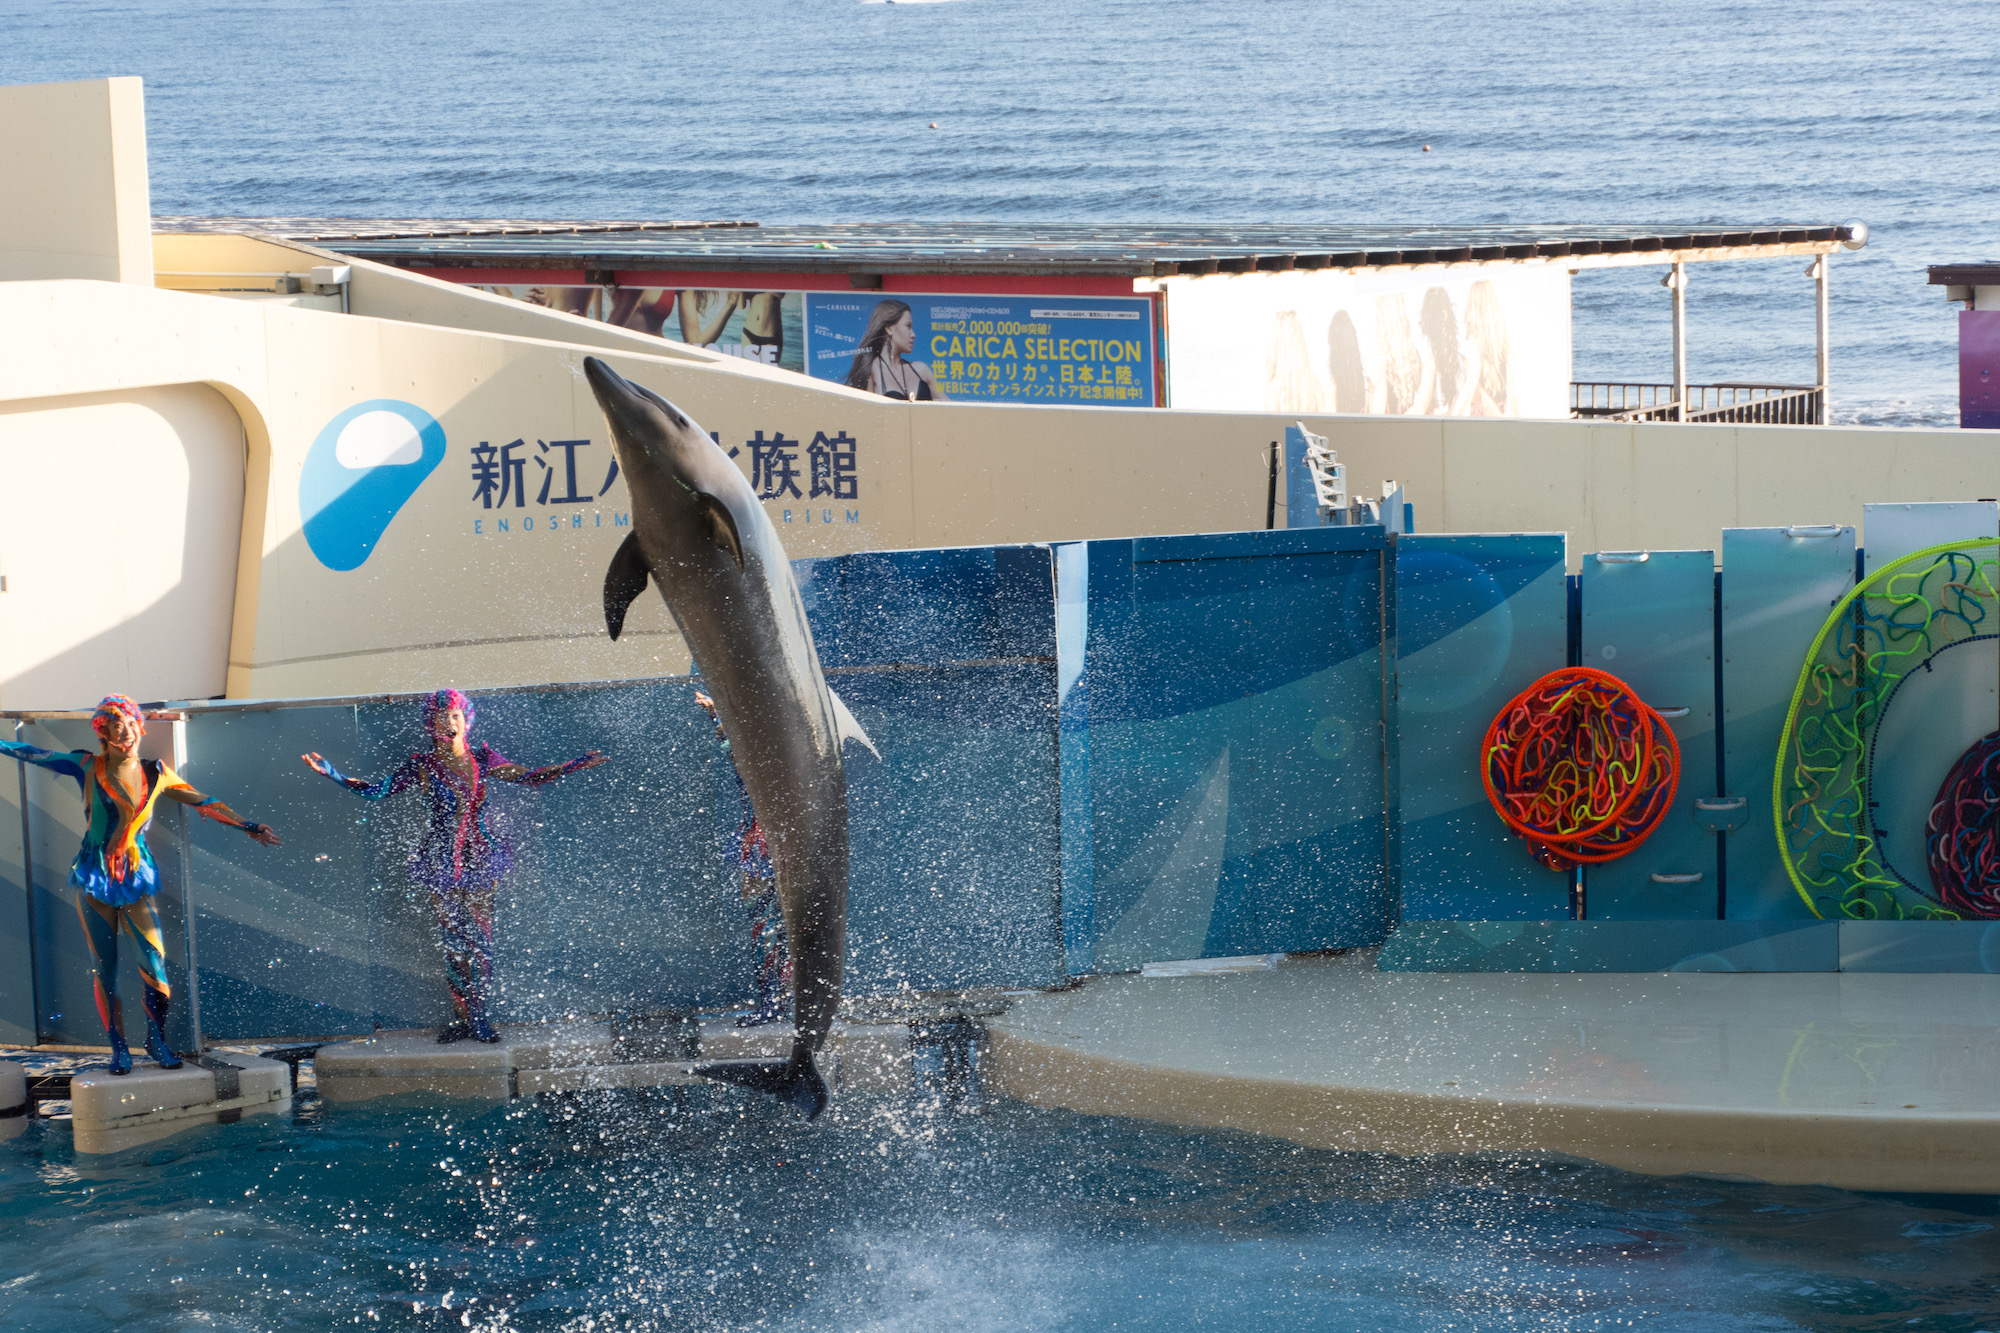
[[1670, 262, 1687, 421], [1814, 254, 1830, 423]]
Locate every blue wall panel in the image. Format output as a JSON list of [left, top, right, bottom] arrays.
[[1719, 526, 1855, 920], [0, 729, 39, 1046], [1579, 551, 1719, 920], [1395, 534, 1570, 920], [1074, 526, 1393, 971], [167, 543, 1065, 1040], [802, 545, 1062, 991]]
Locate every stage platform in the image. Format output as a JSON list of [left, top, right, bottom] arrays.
[[982, 950, 2000, 1194], [314, 1013, 915, 1102]]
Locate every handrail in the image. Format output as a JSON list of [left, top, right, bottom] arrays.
[[1570, 381, 1824, 425]]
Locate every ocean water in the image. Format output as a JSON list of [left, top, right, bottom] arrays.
[[5, 1084, 2000, 1332], [3, 0, 1994, 426]]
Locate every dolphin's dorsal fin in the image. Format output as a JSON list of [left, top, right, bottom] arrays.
[[829, 687, 880, 759], [696, 491, 745, 572], [604, 532, 652, 642]]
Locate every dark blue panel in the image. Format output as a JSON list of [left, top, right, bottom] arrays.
[[170, 544, 1070, 1037], [799, 545, 1054, 668], [838, 663, 1061, 992], [1079, 531, 1392, 969], [1579, 551, 1720, 921], [1395, 534, 1570, 921], [1, 732, 41, 1045], [1131, 525, 1386, 564], [1719, 527, 1855, 920], [1397, 541, 1574, 658]]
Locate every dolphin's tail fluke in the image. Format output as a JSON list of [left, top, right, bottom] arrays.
[[694, 1039, 830, 1119]]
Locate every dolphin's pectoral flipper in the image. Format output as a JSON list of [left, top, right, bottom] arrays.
[[695, 492, 746, 572], [828, 688, 880, 759], [604, 532, 653, 642], [694, 1041, 830, 1119]]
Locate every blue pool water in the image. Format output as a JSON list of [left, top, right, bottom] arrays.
[[1, 0, 1995, 425], [3, 1075, 1998, 1331]]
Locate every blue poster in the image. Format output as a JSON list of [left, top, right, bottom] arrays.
[[804, 292, 1157, 406]]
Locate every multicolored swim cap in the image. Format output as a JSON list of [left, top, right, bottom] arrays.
[[420, 688, 475, 733], [90, 694, 146, 741]]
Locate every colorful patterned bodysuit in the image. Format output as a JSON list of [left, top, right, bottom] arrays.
[[315, 745, 594, 1032], [0, 742, 238, 1043]]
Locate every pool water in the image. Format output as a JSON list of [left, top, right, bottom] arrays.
[[2, 1079, 1997, 1331]]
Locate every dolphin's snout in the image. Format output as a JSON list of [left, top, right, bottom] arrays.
[[584, 357, 689, 432]]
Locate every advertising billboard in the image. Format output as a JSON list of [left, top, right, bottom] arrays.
[[1160, 266, 1572, 420], [474, 285, 804, 373], [803, 293, 1157, 406]]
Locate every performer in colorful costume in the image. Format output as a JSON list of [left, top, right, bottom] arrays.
[[303, 689, 605, 1044], [697, 691, 792, 1027], [0, 696, 281, 1074]]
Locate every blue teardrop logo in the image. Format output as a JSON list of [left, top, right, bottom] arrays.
[[300, 400, 447, 571]]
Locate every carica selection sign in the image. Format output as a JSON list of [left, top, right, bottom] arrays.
[[804, 293, 1157, 406]]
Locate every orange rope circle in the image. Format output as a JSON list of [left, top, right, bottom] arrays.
[[1479, 666, 1682, 871]]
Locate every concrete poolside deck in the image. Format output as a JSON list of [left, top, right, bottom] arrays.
[[982, 951, 2000, 1194]]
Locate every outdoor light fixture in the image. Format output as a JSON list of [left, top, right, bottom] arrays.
[[1840, 219, 1870, 250]]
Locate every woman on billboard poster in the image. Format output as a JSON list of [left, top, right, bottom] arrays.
[[845, 299, 936, 401], [679, 289, 744, 349]]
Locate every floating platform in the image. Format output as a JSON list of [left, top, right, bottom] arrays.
[[315, 1013, 917, 1102], [983, 951, 2000, 1194], [0, 1060, 25, 1141], [68, 1052, 291, 1153]]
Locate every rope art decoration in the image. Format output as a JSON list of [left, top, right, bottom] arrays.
[[1481, 667, 1682, 871], [1776, 537, 2000, 920], [1926, 732, 2000, 919]]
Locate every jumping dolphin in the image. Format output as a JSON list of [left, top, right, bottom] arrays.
[[584, 355, 873, 1119]]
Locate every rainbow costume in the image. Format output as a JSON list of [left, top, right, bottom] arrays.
[[311, 690, 599, 1043], [0, 696, 272, 1073]]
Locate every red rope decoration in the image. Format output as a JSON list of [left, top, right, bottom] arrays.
[[1480, 667, 1682, 871], [1925, 731, 2000, 919]]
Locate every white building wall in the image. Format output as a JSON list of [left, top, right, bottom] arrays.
[[0, 384, 245, 709]]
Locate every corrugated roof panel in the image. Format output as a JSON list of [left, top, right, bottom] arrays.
[[155, 217, 1854, 275]]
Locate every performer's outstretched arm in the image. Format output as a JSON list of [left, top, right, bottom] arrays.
[[487, 750, 608, 786], [0, 739, 91, 782], [161, 781, 283, 847], [302, 752, 417, 800]]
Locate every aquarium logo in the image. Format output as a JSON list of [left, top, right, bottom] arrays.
[[300, 400, 448, 571]]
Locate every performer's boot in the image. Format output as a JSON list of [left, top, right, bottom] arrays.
[[467, 993, 500, 1044], [143, 988, 183, 1069], [106, 1020, 133, 1076], [98, 982, 133, 1075], [460, 971, 500, 1043]]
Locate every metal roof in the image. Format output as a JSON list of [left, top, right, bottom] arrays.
[[155, 216, 754, 242], [156, 218, 1857, 278], [1927, 263, 2000, 285]]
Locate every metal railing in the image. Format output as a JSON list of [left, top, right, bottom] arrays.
[[1570, 382, 1825, 425]]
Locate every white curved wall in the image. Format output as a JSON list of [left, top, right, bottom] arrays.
[[0, 384, 244, 708]]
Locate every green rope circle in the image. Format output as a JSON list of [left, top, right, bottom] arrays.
[[1774, 537, 2000, 920]]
